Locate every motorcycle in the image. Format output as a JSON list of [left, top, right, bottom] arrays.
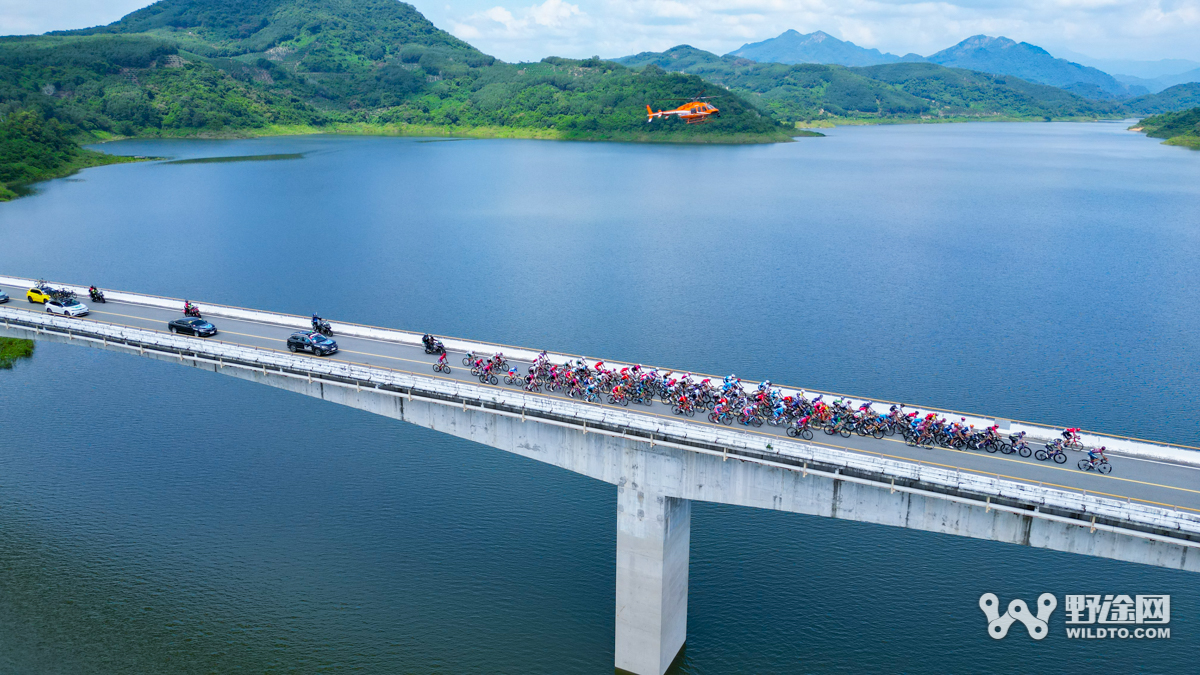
[[422, 334, 446, 355], [183, 302, 202, 318], [89, 287, 106, 303], [312, 318, 333, 337]]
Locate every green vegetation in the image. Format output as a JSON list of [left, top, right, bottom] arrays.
[[32, 0, 784, 142], [4, 0, 1197, 200], [617, 46, 1122, 124], [0, 0, 794, 199], [0, 107, 142, 198], [1124, 83, 1200, 116], [1136, 107, 1200, 149], [0, 337, 35, 368]]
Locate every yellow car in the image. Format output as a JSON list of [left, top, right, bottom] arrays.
[[26, 287, 51, 303]]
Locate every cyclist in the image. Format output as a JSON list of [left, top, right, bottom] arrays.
[[1088, 446, 1107, 469], [437, 352, 448, 367]]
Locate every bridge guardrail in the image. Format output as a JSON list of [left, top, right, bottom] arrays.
[[6, 274, 1197, 468], [6, 306, 1200, 547]]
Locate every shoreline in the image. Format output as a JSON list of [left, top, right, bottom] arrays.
[[0, 150, 148, 202], [90, 122, 804, 146]]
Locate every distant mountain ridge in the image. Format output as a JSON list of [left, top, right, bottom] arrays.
[[615, 45, 1113, 123], [1112, 68, 1200, 95], [728, 30, 918, 67], [615, 44, 1197, 122], [925, 35, 1142, 99], [718, 30, 1155, 100]]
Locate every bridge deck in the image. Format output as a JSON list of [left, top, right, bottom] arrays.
[[4, 280, 1200, 514]]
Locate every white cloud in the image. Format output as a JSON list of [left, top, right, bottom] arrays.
[[435, 0, 1200, 63], [1, 0, 1197, 65], [452, 0, 588, 54]]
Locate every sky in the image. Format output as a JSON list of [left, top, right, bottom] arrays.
[[2, 0, 1198, 64]]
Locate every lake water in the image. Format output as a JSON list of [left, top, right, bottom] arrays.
[[1, 122, 1198, 673]]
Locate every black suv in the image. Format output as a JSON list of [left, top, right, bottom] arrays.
[[287, 331, 339, 356]]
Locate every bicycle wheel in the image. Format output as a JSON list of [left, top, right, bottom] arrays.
[[1053, 452, 1067, 464], [801, 428, 814, 440], [1034, 449, 1048, 461], [673, 406, 683, 415], [838, 426, 851, 438], [985, 442, 999, 453], [872, 428, 884, 440], [1018, 445, 1031, 458], [1098, 462, 1112, 475], [824, 426, 837, 436], [786, 426, 799, 437], [1077, 458, 1090, 471]]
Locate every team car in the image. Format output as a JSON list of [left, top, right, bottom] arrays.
[[44, 298, 89, 317], [168, 317, 218, 337], [27, 287, 52, 303], [287, 331, 339, 356]]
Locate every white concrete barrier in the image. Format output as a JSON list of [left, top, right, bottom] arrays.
[[4, 274, 1197, 468], [5, 305, 1199, 542]]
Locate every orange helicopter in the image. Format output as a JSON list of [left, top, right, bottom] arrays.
[[646, 95, 721, 124]]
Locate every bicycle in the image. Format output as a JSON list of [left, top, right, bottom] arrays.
[[1077, 457, 1113, 474], [786, 422, 815, 440], [433, 362, 451, 374], [1035, 445, 1069, 464]]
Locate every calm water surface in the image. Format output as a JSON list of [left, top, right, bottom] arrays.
[[1, 122, 1199, 673]]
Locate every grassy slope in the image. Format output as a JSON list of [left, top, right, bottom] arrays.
[[0, 337, 35, 368], [1136, 107, 1200, 149]]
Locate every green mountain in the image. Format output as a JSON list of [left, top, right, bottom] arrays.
[[0, 0, 793, 197], [727, 30, 913, 67], [1123, 83, 1200, 115], [925, 35, 1141, 100], [615, 45, 1113, 123], [1136, 107, 1200, 149]]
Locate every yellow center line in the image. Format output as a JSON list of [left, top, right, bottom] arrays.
[[12, 302, 1200, 511]]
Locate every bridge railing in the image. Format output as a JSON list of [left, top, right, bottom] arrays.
[[6, 306, 1200, 549], [6, 274, 1196, 469]]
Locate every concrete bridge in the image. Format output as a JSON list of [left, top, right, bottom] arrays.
[[4, 276, 1200, 675]]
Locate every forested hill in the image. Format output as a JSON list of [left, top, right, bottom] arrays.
[[616, 45, 1200, 125], [1137, 107, 1200, 149], [0, 0, 792, 197], [616, 45, 1112, 124]]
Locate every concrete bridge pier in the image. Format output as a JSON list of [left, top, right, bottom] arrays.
[[615, 468, 690, 675]]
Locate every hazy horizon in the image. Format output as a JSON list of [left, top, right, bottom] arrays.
[[1, 0, 1197, 66]]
